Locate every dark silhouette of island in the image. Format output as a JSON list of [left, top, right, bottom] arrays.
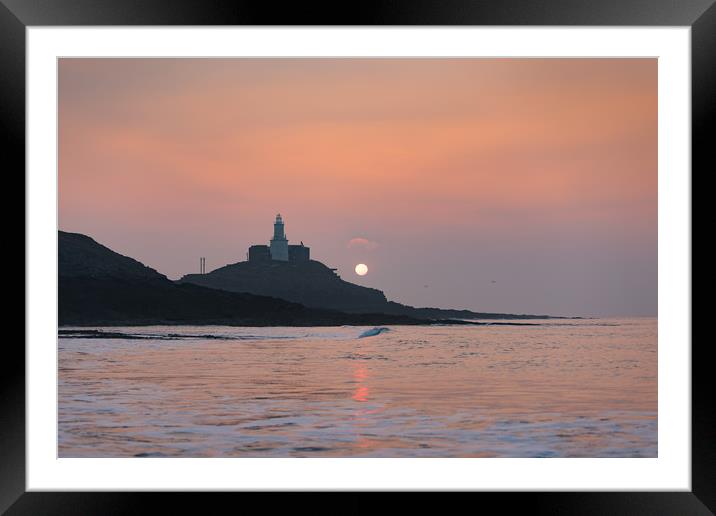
[[59, 231, 456, 327], [177, 214, 553, 320], [179, 260, 551, 320], [59, 230, 556, 326]]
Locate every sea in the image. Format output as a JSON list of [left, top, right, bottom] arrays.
[[58, 318, 657, 458]]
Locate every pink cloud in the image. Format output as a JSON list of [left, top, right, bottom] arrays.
[[347, 238, 379, 250]]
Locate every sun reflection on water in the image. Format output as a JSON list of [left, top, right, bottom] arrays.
[[352, 364, 370, 402]]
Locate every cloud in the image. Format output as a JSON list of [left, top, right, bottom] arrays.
[[347, 238, 379, 250]]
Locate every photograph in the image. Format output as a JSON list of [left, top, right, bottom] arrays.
[[57, 57, 658, 459]]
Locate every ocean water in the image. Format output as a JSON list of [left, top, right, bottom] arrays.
[[58, 318, 657, 458]]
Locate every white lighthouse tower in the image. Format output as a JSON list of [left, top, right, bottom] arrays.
[[269, 213, 289, 261]]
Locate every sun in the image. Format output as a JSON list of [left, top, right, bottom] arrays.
[[355, 263, 368, 276]]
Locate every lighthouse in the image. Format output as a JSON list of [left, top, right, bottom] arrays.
[[269, 213, 289, 261], [247, 214, 310, 263]]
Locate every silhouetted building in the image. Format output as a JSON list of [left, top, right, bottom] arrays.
[[248, 244, 270, 262], [288, 244, 310, 263], [248, 214, 310, 263]]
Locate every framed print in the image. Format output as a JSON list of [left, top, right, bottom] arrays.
[[5, 0, 711, 513]]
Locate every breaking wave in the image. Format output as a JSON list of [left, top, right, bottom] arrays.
[[357, 327, 391, 338]]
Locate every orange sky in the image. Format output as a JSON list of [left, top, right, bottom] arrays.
[[59, 58, 657, 316]]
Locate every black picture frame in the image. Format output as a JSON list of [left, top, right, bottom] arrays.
[[4, 0, 711, 513]]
